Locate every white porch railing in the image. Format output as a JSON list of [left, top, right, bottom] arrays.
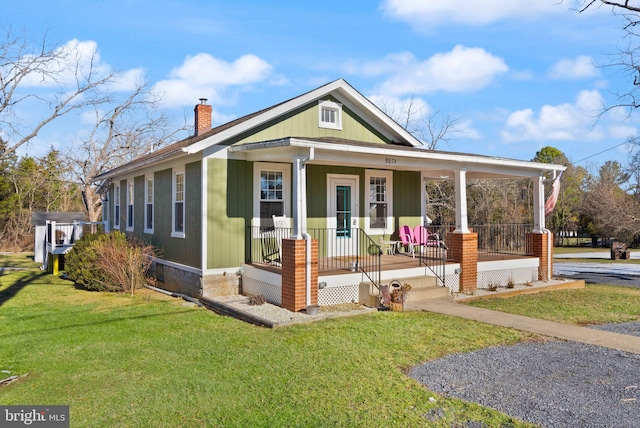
[[43, 221, 102, 270]]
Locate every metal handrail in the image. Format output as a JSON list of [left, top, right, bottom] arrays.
[[415, 225, 448, 287], [248, 226, 382, 291]]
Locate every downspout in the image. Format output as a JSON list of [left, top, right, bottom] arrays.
[[99, 193, 109, 233]]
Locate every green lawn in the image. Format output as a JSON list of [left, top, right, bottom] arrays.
[[0, 255, 536, 427], [467, 284, 640, 325]]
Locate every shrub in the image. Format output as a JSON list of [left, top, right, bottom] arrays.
[[94, 234, 157, 296], [65, 231, 157, 295], [65, 232, 114, 291]]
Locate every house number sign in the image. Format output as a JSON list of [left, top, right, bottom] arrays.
[[385, 157, 397, 164]]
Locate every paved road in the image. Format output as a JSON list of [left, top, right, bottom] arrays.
[[554, 252, 640, 287]]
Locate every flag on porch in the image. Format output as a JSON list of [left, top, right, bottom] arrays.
[[544, 171, 563, 215]]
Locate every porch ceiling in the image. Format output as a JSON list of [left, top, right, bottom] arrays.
[[228, 137, 565, 179]]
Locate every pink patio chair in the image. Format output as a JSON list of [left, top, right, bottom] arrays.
[[398, 225, 416, 257], [413, 225, 447, 250]]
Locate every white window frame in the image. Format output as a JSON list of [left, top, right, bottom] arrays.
[[252, 162, 290, 228], [318, 99, 342, 130], [364, 169, 393, 235], [113, 184, 120, 229], [144, 176, 154, 234], [172, 171, 185, 238], [126, 180, 134, 231]]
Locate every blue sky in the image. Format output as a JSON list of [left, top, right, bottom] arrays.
[[4, 0, 638, 168]]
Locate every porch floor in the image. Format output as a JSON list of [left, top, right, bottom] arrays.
[[250, 252, 535, 276]]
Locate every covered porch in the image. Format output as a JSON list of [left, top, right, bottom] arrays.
[[243, 222, 543, 308], [231, 137, 564, 312]]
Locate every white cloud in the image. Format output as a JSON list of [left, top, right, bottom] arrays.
[[457, 118, 482, 141], [152, 53, 273, 108], [501, 90, 612, 142], [109, 68, 146, 92], [547, 56, 599, 80], [19, 39, 105, 87], [343, 52, 415, 78], [381, 0, 566, 28], [15, 39, 144, 93], [372, 46, 508, 96]]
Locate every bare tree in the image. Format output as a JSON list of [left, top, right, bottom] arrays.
[[579, 1, 640, 14], [377, 96, 463, 224], [0, 28, 117, 161], [65, 82, 187, 222], [575, 1, 640, 114], [581, 160, 640, 243], [377, 95, 462, 150]]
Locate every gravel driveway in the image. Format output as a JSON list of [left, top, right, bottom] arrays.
[[410, 322, 640, 427]]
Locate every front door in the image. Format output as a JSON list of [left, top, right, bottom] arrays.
[[327, 175, 359, 257]]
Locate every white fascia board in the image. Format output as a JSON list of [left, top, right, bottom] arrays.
[[228, 137, 565, 176], [184, 79, 422, 155], [284, 138, 565, 175]]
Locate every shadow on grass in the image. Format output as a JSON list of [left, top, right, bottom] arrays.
[[0, 270, 43, 307], [0, 308, 197, 339]]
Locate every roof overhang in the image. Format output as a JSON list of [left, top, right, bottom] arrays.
[[228, 137, 566, 179], [184, 79, 422, 155]]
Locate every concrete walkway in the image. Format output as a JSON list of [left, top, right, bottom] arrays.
[[416, 297, 640, 355]]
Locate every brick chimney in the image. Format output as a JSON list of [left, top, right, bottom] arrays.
[[194, 98, 212, 136]]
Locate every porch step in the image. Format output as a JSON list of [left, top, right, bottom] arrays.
[[399, 276, 449, 303], [358, 275, 449, 307]]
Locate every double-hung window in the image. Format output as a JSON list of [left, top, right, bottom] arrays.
[[114, 185, 120, 229], [260, 171, 283, 222], [126, 181, 134, 231], [365, 170, 393, 235], [145, 177, 154, 233], [253, 163, 290, 228], [172, 172, 185, 237]]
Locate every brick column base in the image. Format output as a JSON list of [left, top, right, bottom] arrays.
[[281, 238, 318, 312], [526, 232, 552, 280], [447, 233, 478, 294]]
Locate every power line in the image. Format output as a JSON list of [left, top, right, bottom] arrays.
[[573, 141, 631, 164]]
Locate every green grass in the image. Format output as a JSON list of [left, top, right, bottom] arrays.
[[0, 252, 37, 268], [467, 284, 640, 325], [0, 256, 538, 427]]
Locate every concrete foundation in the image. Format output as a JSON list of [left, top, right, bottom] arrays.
[[151, 261, 241, 299]]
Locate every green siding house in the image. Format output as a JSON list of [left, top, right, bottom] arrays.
[[95, 79, 564, 309]]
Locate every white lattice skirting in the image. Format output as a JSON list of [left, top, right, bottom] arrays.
[[477, 267, 538, 289], [243, 276, 360, 307], [242, 277, 282, 306], [444, 274, 460, 293], [318, 285, 359, 306]]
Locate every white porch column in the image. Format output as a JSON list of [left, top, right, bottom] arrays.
[[292, 149, 313, 239], [454, 169, 470, 233], [292, 156, 306, 239], [533, 175, 545, 233]]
